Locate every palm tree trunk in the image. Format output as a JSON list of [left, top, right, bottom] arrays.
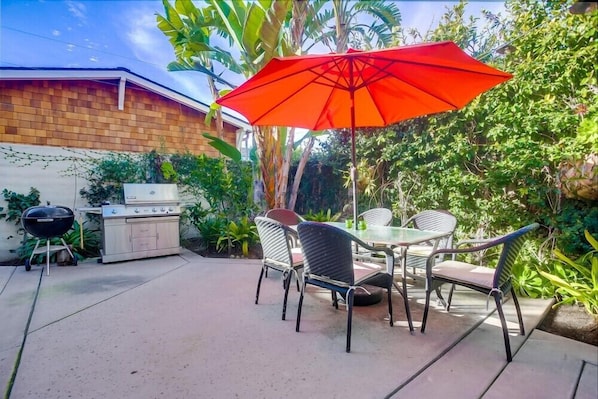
[[288, 135, 315, 210]]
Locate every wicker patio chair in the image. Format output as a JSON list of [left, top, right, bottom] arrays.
[[254, 216, 304, 321], [359, 207, 393, 226], [395, 210, 457, 283], [265, 208, 305, 226], [420, 223, 540, 362], [296, 222, 396, 352]]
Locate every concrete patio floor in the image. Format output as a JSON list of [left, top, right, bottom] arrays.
[[1, 249, 596, 398]]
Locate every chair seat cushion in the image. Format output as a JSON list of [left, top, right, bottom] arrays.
[[353, 261, 383, 282], [392, 245, 433, 258], [406, 245, 434, 256], [432, 260, 495, 289], [291, 250, 304, 267]]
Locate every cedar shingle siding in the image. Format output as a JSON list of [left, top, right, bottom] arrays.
[[0, 78, 238, 155]]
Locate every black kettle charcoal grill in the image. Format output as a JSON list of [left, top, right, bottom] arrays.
[[21, 205, 77, 275]]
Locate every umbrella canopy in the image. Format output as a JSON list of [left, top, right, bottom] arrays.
[[217, 41, 512, 225]]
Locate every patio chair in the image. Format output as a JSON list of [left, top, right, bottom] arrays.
[[254, 216, 304, 320], [359, 207, 393, 226], [420, 223, 539, 362], [265, 208, 305, 226], [394, 210, 457, 283], [296, 222, 396, 352]]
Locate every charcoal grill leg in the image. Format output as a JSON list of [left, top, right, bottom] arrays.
[[46, 239, 51, 276], [60, 238, 76, 262], [27, 239, 42, 271]]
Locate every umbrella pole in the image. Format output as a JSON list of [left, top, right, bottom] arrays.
[[351, 163, 358, 228], [350, 88, 358, 228]]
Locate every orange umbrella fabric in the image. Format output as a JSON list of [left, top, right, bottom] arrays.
[[217, 41, 512, 223]]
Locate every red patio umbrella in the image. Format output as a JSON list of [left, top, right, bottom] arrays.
[[216, 41, 512, 225]]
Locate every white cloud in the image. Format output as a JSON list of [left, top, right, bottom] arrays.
[[66, 0, 87, 23], [124, 8, 173, 66], [52, 30, 61, 37]]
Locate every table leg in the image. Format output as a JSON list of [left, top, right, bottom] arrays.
[[392, 246, 413, 332]]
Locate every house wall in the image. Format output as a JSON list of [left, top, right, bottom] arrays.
[[0, 78, 240, 261], [0, 79, 238, 153]]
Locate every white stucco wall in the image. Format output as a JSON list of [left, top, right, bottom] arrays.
[[0, 143, 205, 262], [0, 144, 103, 261]]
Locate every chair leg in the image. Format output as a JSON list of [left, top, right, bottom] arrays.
[[332, 291, 339, 309], [386, 282, 394, 326], [446, 283, 456, 311], [511, 288, 525, 335], [255, 266, 265, 305], [435, 286, 448, 309], [494, 294, 513, 362], [401, 273, 414, 332], [346, 290, 354, 353], [282, 271, 293, 321], [296, 282, 306, 332], [421, 287, 432, 333]]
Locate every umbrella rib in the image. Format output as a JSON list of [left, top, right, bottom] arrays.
[[351, 54, 509, 121]]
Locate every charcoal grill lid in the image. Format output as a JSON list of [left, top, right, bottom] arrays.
[[21, 205, 75, 238]]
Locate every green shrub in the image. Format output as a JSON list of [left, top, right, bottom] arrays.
[[539, 230, 598, 316], [303, 209, 341, 222], [218, 217, 258, 257], [1, 187, 40, 227]]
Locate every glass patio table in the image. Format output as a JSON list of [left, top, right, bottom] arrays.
[[325, 222, 452, 332]]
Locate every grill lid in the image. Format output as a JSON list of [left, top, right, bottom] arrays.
[[123, 184, 179, 205], [21, 206, 75, 238]]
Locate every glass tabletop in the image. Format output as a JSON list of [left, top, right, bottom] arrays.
[[325, 222, 449, 247]]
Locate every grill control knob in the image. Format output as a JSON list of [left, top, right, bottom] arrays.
[[168, 207, 174, 212], [111, 209, 118, 214], [134, 208, 140, 213], [152, 208, 157, 212], [161, 207, 166, 212]]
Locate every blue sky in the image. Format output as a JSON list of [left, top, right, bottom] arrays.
[[0, 0, 505, 106]]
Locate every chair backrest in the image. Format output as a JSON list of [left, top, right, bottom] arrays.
[[255, 216, 295, 267], [359, 208, 393, 226], [297, 222, 355, 285], [403, 209, 457, 248], [266, 208, 305, 226], [493, 223, 539, 290]]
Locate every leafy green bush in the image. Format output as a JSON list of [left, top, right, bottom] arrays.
[[1, 187, 40, 227], [303, 209, 341, 222], [79, 152, 149, 206], [539, 230, 598, 316], [186, 204, 227, 253], [218, 217, 258, 257]]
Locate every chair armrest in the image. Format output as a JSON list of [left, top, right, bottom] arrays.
[[281, 224, 301, 247], [425, 234, 508, 273], [351, 237, 395, 275], [455, 236, 504, 248], [400, 215, 416, 228]]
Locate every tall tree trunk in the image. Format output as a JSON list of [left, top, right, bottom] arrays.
[[254, 126, 279, 209], [288, 135, 315, 210], [277, 127, 295, 208]]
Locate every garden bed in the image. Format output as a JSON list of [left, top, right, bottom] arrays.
[[538, 304, 597, 346]]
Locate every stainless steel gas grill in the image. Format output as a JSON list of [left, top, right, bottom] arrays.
[[100, 183, 181, 263]]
